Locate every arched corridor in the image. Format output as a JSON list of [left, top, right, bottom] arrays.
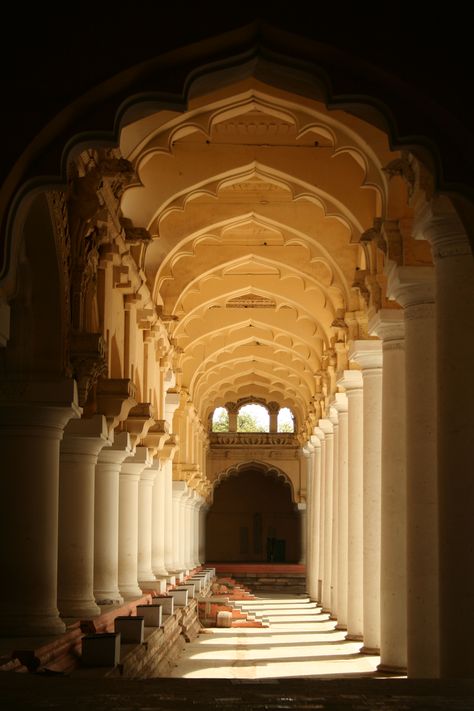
[[0, 18, 474, 699]]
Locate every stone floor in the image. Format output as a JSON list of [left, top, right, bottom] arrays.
[[1, 594, 474, 709], [169, 594, 381, 679]]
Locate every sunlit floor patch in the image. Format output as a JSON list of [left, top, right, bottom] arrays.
[[168, 593, 389, 679]]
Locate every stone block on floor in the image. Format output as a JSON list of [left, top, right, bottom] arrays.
[[114, 616, 144, 644], [136, 604, 162, 627], [81, 633, 121, 667], [216, 610, 233, 628], [152, 595, 174, 615]]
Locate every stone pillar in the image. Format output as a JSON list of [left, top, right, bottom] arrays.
[[151, 461, 168, 578], [388, 265, 438, 677], [268, 401, 279, 433], [94, 432, 132, 605], [0, 380, 79, 636], [313, 427, 326, 607], [137, 460, 158, 587], [319, 419, 333, 613], [329, 405, 340, 618], [370, 310, 407, 673], [349, 341, 383, 654], [303, 443, 316, 600], [159, 435, 179, 577], [118, 447, 151, 599], [333, 392, 349, 630], [58, 415, 110, 618], [337, 370, 364, 641], [193, 495, 203, 567], [227, 402, 238, 432], [184, 489, 195, 570], [414, 201, 474, 678], [199, 502, 209, 563], [297, 503, 306, 564], [171, 480, 187, 571]]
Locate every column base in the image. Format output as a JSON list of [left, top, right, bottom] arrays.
[[360, 645, 380, 655], [152, 567, 169, 578], [59, 599, 101, 619], [94, 590, 124, 606], [345, 633, 363, 642], [377, 662, 407, 675], [119, 585, 143, 600], [335, 623, 347, 631], [0, 612, 66, 637]]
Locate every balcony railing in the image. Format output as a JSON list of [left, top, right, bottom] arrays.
[[209, 432, 298, 447]]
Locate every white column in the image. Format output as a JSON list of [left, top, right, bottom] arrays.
[[334, 392, 349, 630], [184, 489, 195, 570], [58, 415, 109, 618], [163, 458, 174, 574], [319, 419, 333, 613], [338, 370, 364, 641], [199, 502, 209, 564], [414, 200, 474, 678], [118, 446, 151, 599], [370, 310, 407, 672], [315, 427, 326, 603], [94, 431, 131, 605], [58, 415, 111, 619], [137, 459, 158, 586], [303, 443, 316, 599], [171, 480, 187, 571], [298, 503, 307, 564], [312, 429, 324, 602], [389, 266, 438, 677], [151, 461, 168, 578], [193, 495, 203, 567], [329, 406, 340, 618], [349, 341, 383, 654], [0, 380, 79, 636]]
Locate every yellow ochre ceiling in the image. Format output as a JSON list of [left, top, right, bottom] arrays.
[[119, 79, 401, 431]]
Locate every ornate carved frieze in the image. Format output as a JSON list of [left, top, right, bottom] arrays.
[[209, 432, 298, 447]]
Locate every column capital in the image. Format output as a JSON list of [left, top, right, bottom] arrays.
[[319, 418, 333, 436], [386, 265, 435, 308], [312, 426, 325, 443], [121, 446, 152, 477], [349, 340, 383, 370], [337, 369, 363, 391], [413, 196, 472, 260], [332, 391, 348, 413], [369, 309, 405, 344], [62, 414, 111, 457], [302, 441, 314, 456]]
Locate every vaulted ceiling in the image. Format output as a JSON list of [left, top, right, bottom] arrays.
[[119, 78, 402, 430]]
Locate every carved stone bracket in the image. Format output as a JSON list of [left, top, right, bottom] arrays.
[[96, 378, 137, 433], [69, 332, 107, 407], [142, 420, 170, 455], [120, 217, 151, 245], [122, 402, 155, 447]]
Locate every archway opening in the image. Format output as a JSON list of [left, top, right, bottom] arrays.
[[206, 467, 300, 563]]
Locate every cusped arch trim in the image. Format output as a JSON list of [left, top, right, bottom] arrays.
[[3, 25, 470, 291], [213, 459, 297, 503]]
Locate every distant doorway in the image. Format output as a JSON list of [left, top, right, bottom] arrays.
[[206, 467, 300, 562]]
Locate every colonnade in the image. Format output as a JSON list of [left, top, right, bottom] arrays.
[[304, 199, 474, 679], [0, 394, 208, 637]]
